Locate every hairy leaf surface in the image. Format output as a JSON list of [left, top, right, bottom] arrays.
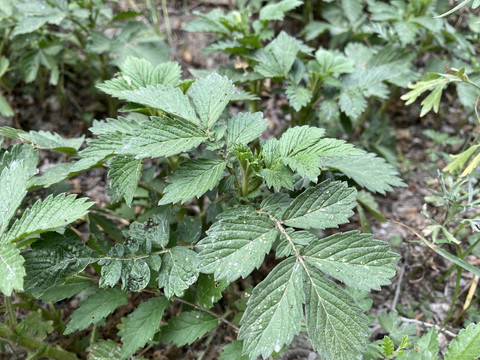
[[303, 231, 398, 291], [259, 0, 303, 21], [239, 258, 304, 360], [281, 180, 357, 229], [160, 311, 218, 346], [116, 116, 208, 159], [0, 242, 25, 295], [445, 322, 480, 360], [197, 209, 278, 282], [158, 246, 199, 298], [108, 156, 143, 206], [253, 32, 298, 78], [4, 194, 94, 243], [303, 263, 369, 360], [158, 159, 226, 205], [226, 112, 267, 147], [121, 296, 169, 358], [23, 230, 99, 298], [319, 153, 406, 194], [65, 287, 128, 334]]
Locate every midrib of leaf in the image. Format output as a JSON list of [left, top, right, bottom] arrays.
[[261, 210, 345, 345]]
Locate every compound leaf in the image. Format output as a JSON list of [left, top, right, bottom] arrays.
[[239, 258, 304, 360], [89, 117, 140, 136], [253, 32, 298, 78], [160, 311, 218, 346], [23, 230, 99, 298], [108, 156, 143, 206], [226, 112, 267, 148], [319, 153, 406, 194], [121, 296, 169, 358], [158, 247, 199, 299], [445, 322, 480, 360], [281, 179, 357, 229], [303, 231, 399, 291], [4, 193, 94, 244], [285, 85, 312, 111], [260, 165, 295, 191], [197, 209, 278, 282], [303, 263, 369, 360], [187, 73, 233, 129], [259, 0, 303, 21], [64, 287, 128, 334], [115, 116, 208, 159], [0, 242, 25, 296], [158, 158, 226, 205], [314, 48, 355, 75], [123, 85, 199, 126]]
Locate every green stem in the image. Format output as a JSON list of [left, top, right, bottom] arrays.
[[441, 263, 462, 330], [160, 0, 173, 47], [0, 323, 78, 360], [5, 297, 17, 330]]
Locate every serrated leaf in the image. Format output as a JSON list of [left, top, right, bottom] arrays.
[[286, 85, 312, 111], [259, 0, 302, 21], [0, 242, 25, 295], [121, 296, 169, 358], [382, 336, 395, 357], [226, 112, 267, 148], [303, 262, 369, 360], [4, 193, 94, 243], [40, 277, 93, 302], [0, 127, 84, 154], [196, 274, 228, 309], [183, 9, 230, 35], [23, 230, 99, 298], [0, 93, 13, 117], [315, 48, 355, 75], [89, 117, 140, 136], [125, 213, 170, 248], [158, 158, 226, 205], [64, 287, 128, 334], [445, 323, 480, 360], [0, 160, 31, 237], [123, 84, 199, 125], [108, 156, 143, 206], [319, 153, 406, 194], [303, 231, 398, 291], [339, 91, 367, 119], [260, 165, 295, 191], [158, 247, 199, 298], [253, 32, 298, 78], [187, 73, 233, 129], [239, 257, 304, 360], [116, 116, 208, 159], [197, 209, 278, 282], [0, 143, 38, 176], [281, 179, 357, 229], [160, 311, 217, 346], [417, 327, 439, 356], [97, 58, 181, 99], [89, 340, 122, 360], [79, 134, 124, 164], [219, 341, 249, 360]]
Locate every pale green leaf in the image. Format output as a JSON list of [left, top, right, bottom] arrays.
[[23, 230, 99, 298], [259, 0, 302, 21], [239, 258, 304, 360], [183, 9, 230, 35], [0, 242, 25, 295], [303, 263, 369, 360], [89, 117, 140, 136], [79, 134, 124, 164], [121, 296, 169, 358], [187, 73, 233, 129], [0, 127, 84, 154], [123, 85, 199, 125], [445, 323, 480, 360], [260, 165, 295, 191], [226, 112, 267, 148], [158, 158, 226, 205], [0, 93, 13, 117], [64, 287, 128, 334], [160, 311, 218, 346], [253, 32, 298, 78], [0, 56, 9, 78], [417, 327, 439, 356], [339, 91, 367, 119], [4, 193, 94, 243], [197, 208, 278, 282], [319, 153, 406, 194], [303, 231, 399, 291], [108, 156, 143, 206], [158, 247, 199, 298], [219, 341, 249, 360], [19, 51, 40, 83], [196, 274, 228, 309], [314, 48, 355, 75], [89, 340, 122, 360], [281, 179, 357, 229], [116, 116, 208, 159], [0, 160, 30, 237], [0, 143, 38, 176], [286, 85, 312, 111]]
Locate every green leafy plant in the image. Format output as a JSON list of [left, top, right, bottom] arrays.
[[0, 59, 406, 359]]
